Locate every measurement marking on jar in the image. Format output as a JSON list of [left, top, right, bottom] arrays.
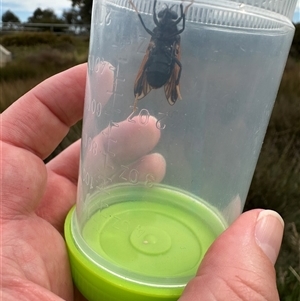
[[88, 55, 107, 75], [101, 121, 118, 158], [97, 175, 113, 192], [127, 108, 151, 126], [88, 98, 103, 117], [83, 134, 99, 156], [83, 169, 94, 190], [96, 57, 106, 74], [156, 112, 168, 129], [119, 165, 139, 184], [145, 173, 155, 187]]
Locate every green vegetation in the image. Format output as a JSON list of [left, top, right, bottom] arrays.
[[0, 33, 88, 84], [71, 0, 93, 24], [1, 30, 299, 300]]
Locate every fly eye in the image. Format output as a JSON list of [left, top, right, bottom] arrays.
[[158, 9, 165, 18], [171, 11, 178, 19]]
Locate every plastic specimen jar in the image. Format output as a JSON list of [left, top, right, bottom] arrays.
[[64, 0, 298, 300]]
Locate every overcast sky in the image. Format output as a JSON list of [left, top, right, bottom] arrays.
[[1, 0, 300, 23], [293, 1, 300, 22], [2, 0, 72, 22]]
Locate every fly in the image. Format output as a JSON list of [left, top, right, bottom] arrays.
[[129, 0, 194, 111]]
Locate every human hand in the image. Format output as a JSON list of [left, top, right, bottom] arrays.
[[179, 209, 283, 301], [1, 63, 283, 301], [0, 63, 165, 301]]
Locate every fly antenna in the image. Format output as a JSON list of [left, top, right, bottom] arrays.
[[129, 0, 139, 14], [183, 0, 194, 15]]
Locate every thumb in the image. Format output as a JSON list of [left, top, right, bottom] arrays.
[[179, 209, 284, 301]]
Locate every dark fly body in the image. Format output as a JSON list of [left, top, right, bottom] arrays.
[[129, 0, 194, 111]]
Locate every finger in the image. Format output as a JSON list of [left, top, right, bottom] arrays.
[[179, 210, 284, 301], [1, 63, 86, 158], [111, 153, 166, 186], [1, 62, 114, 159], [38, 151, 166, 233], [38, 116, 165, 231], [124, 153, 166, 184], [84, 116, 161, 180], [36, 140, 81, 232], [1, 142, 47, 218], [47, 139, 81, 184], [100, 116, 161, 164]]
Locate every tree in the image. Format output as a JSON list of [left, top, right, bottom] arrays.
[[292, 23, 300, 55], [27, 8, 64, 24], [26, 8, 66, 32], [71, 0, 93, 24], [2, 10, 21, 30], [2, 10, 21, 23], [63, 8, 81, 24], [289, 23, 300, 58]]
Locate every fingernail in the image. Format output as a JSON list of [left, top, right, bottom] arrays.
[[255, 210, 284, 265]]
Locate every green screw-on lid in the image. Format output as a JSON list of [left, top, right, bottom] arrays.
[[64, 185, 226, 301]]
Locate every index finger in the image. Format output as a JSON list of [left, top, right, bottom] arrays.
[[1, 63, 114, 159]]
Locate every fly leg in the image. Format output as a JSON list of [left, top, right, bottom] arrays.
[[183, 0, 194, 15], [174, 3, 184, 26], [175, 0, 194, 35], [133, 95, 139, 112], [174, 57, 182, 100], [129, 0, 154, 36], [152, 0, 160, 26]]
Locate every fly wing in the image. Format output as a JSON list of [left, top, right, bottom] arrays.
[[133, 40, 154, 100], [164, 40, 182, 105]]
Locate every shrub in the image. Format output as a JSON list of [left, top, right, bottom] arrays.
[[1, 32, 58, 47], [0, 48, 78, 82], [0, 33, 88, 82]]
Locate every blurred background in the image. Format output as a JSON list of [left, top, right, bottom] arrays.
[[1, 1, 299, 300]]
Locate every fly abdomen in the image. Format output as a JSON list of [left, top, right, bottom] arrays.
[[146, 69, 171, 88], [146, 54, 173, 88]]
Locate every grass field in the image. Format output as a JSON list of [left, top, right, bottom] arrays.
[[1, 31, 299, 300]]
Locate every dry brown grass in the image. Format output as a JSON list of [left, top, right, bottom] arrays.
[[246, 57, 300, 300], [1, 77, 47, 111]]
